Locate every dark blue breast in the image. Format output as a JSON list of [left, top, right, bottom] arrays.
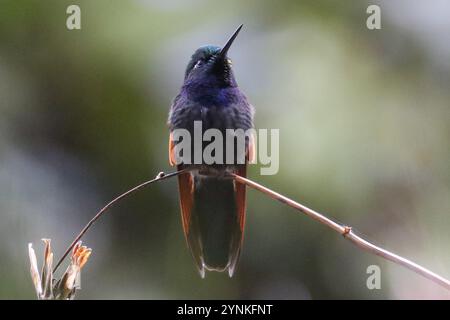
[[169, 85, 253, 132], [168, 83, 254, 166]]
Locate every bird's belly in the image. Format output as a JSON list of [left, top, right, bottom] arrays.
[[173, 105, 249, 167]]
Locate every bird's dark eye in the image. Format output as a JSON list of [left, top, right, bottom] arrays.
[[193, 60, 203, 69], [194, 57, 211, 69]]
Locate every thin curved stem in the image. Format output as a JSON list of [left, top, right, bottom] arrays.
[[231, 173, 450, 291], [52, 168, 450, 292], [53, 169, 187, 273]]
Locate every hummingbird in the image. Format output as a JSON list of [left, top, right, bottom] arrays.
[[168, 25, 255, 278]]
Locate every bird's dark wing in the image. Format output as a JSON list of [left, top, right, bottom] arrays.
[[227, 132, 255, 276]]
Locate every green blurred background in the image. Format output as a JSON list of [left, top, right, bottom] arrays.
[[1, 0, 449, 299]]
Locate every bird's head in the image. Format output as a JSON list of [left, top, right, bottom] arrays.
[[184, 25, 243, 88]]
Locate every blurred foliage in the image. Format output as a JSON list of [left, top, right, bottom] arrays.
[[0, 0, 449, 299]]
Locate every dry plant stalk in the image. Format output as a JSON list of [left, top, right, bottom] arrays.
[[230, 173, 450, 291], [28, 239, 91, 300], [29, 169, 450, 299], [52, 170, 187, 273]]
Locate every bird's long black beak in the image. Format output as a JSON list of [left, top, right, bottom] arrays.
[[219, 24, 243, 58]]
